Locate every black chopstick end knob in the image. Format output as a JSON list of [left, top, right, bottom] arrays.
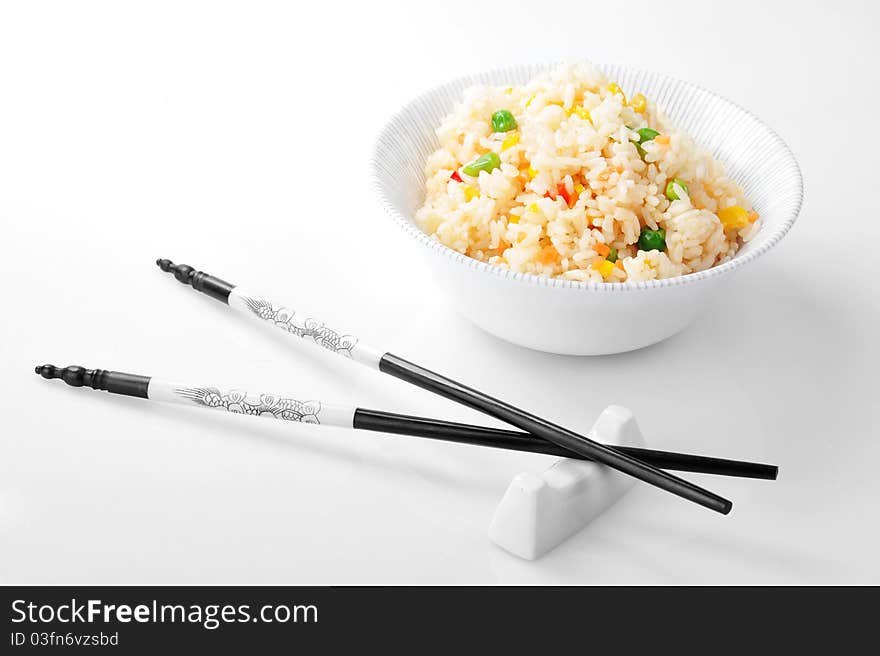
[[35, 364, 150, 398], [35, 364, 104, 388], [156, 258, 234, 303], [156, 258, 195, 284]]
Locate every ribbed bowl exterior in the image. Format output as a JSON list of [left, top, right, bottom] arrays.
[[372, 63, 803, 354]]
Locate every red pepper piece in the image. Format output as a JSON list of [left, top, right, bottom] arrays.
[[450, 170, 463, 183], [557, 183, 575, 207]]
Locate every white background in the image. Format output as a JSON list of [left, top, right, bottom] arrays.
[[1, 0, 878, 584]]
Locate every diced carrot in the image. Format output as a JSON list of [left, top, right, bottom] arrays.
[[497, 239, 511, 251], [615, 259, 625, 270], [654, 134, 670, 145], [595, 243, 610, 257], [748, 211, 759, 223], [538, 244, 561, 264]]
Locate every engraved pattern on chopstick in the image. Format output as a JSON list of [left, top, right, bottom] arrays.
[[239, 296, 358, 358], [174, 386, 322, 424]]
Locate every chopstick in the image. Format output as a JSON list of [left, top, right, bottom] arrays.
[[353, 409, 777, 479], [155, 259, 735, 514], [35, 364, 777, 480]]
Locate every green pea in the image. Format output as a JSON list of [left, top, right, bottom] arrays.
[[607, 247, 618, 263], [462, 152, 501, 177], [491, 110, 517, 133], [665, 178, 689, 201], [638, 227, 667, 252]]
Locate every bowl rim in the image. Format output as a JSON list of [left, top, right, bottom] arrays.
[[371, 61, 804, 293]]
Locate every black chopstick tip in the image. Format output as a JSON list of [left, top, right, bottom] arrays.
[[720, 500, 733, 515], [750, 463, 779, 481]]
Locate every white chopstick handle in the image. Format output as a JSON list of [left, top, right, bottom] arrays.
[[147, 378, 356, 428], [227, 287, 385, 369]]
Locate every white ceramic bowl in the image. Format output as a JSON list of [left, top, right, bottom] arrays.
[[372, 63, 803, 355]]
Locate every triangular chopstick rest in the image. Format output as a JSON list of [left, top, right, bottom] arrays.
[[488, 405, 645, 560]]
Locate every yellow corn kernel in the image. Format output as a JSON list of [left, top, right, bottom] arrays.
[[717, 205, 750, 230], [508, 214, 520, 224], [574, 183, 586, 195], [505, 87, 513, 94], [528, 202, 539, 213], [571, 106, 591, 122], [591, 259, 615, 278], [502, 133, 520, 151], [630, 93, 647, 113], [607, 82, 627, 105], [516, 233, 527, 243], [464, 186, 479, 201], [527, 167, 538, 179]]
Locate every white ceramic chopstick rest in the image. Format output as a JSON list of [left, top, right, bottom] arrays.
[[488, 405, 645, 560]]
